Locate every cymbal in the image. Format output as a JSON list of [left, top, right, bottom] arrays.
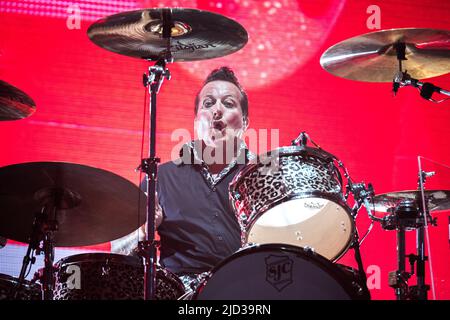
[[0, 162, 146, 247], [320, 28, 450, 82], [0, 80, 36, 121], [87, 8, 248, 61], [372, 190, 450, 213]]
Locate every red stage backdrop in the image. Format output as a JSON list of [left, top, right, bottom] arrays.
[[1, 0, 449, 300]]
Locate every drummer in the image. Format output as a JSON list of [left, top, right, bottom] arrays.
[[112, 66, 252, 292]]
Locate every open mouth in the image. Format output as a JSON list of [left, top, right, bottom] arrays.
[[212, 121, 226, 131]]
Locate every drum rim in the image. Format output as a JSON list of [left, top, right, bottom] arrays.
[[54, 253, 185, 284], [55, 252, 143, 267], [193, 243, 366, 300], [230, 145, 340, 192], [0, 273, 42, 301], [0, 273, 36, 286], [235, 192, 355, 262], [259, 145, 338, 163]]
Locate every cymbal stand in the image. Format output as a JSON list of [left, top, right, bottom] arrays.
[[15, 186, 80, 300], [415, 170, 437, 299], [15, 205, 59, 300], [383, 201, 418, 300], [392, 40, 450, 102], [346, 180, 375, 298], [348, 230, 370, 298], [40, 204, 57, 301], [380, 173, 437, 300], [391, 40, 406, 96], [14, 210, 41, 299], [137, 8, 173, 301], [394, 71, 450, 102]]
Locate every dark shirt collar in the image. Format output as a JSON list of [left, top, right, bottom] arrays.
[[177, 140, 254, 188]]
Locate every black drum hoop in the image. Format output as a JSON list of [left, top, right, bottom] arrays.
[[55, 252, 143, 268]]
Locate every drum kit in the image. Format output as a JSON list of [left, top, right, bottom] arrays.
[[1, 7, 449, 301]]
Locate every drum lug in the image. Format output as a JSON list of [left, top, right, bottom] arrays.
[[101, 261, 111, 277], [238, 213, 248, 222], [303, 246, 315, 254]]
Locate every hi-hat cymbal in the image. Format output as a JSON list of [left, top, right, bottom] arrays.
[[320, 28, 450, 82], [0, 162, 146, 247], [0, 80, 36, 121], [372, 190, 450, 213], [87, 8, 248, 61]]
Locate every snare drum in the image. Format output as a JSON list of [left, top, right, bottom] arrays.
[[230, 145, 354, 261], [193, 244, 369, 300], [53, 253, 185, 300]]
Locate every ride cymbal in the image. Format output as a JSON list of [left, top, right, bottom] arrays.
[[320, 28, 450, 82], [0, 162, 146, 247], [0, 80, 36, 121], [87, 8, 248, 61]]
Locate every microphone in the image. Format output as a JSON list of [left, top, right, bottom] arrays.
[[393, 71, 404, 96], [393, 81, 400, 96], [292, 131, 308, 147], [299, 132, 307, 146]]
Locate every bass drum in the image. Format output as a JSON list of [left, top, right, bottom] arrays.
[[53, 253, 185, 300], [193, 244, 370, 300], [0, 274, 41, 300], [230, 145, 354, 261]]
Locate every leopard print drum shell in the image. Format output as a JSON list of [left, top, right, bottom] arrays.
[[229, 146, 355, 261], [53, 253, 185, 300]]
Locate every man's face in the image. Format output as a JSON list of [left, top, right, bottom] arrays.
[[195, 80, 247, 147]]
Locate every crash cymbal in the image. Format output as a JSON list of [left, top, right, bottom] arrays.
[[0, 162, 146, 247], [320, 28, 450, 82], [372, 190, 450, 213], [0, 80, 36, 121], [87, 8, 248, 61]]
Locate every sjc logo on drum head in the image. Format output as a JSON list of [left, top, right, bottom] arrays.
[[265, 255, 293, 292]]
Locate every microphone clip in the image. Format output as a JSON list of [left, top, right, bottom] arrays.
[[292, 131, 308, 147]]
